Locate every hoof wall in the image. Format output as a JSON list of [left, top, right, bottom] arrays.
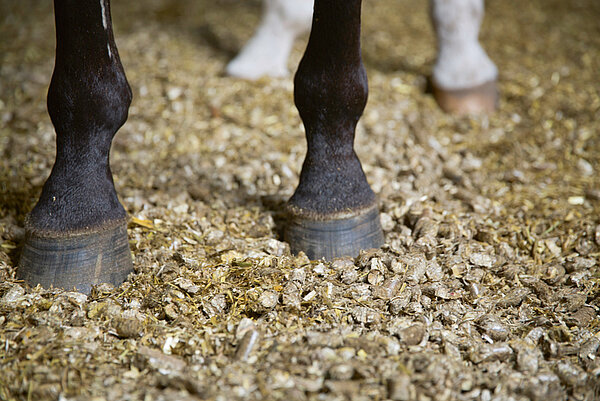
[[285, 207, 384, 260], [18, 223, 132, 294], [433, 80, 498, 115]]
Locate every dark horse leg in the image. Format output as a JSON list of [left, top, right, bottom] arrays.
[[285, 0, 383, 260], [18, 0, 133, 294]]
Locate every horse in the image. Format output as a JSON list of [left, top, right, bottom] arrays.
[[17, 0, 498, 294]]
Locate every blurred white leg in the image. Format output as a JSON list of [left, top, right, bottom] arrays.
[[431, 0, 498, 114], [226, 0, 313, 80], [431, 0, 497, 89]]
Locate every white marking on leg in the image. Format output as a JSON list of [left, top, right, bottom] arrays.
[[100, 0, 112, 59], [100, 0, 108, 30]]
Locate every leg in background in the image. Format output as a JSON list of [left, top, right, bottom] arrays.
[[430, 0, 498, 115], [226, 0, 313, 80]]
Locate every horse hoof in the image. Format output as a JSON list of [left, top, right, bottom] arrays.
[[285, 205, 384, 260], [433, 80, 498, 115], [18, 221, 132, 294]]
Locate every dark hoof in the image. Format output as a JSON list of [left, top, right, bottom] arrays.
[[285, 206, 384, 260], [18, 222, 132, 294], [433, 80, 498, 115]]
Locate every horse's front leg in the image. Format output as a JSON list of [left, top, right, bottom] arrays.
[[18, 0, 133, 294], [430, 0, 498, 115], [285, 0, 384, 260]]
